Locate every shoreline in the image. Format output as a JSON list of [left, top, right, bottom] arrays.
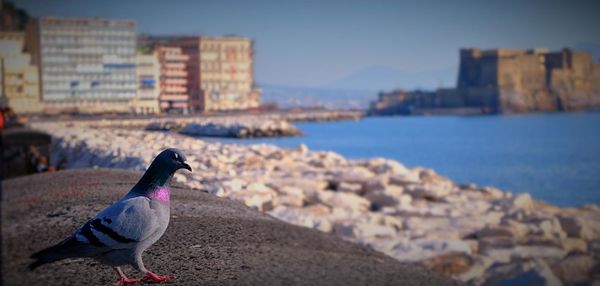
[[30, 110, 363, 139], [30, 119, 600, 285]]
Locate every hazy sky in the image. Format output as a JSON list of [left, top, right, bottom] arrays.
[[13, 0, 600, 87]]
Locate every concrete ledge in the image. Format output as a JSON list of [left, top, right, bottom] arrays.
[[2, 169, 460, 285]]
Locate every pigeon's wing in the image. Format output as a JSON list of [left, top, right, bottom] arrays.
[[74, 196, 159, 249]]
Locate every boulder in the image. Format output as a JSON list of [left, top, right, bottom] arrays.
[[362, 176, 389, 193], [512, 193, 534, 211], [418, 239, 472, 255], [551, 254, 596, 284], [481, 186, 506, 199], [539, 219, 567, 240], [560, 238, 587, 253], [557, 214, 600, 240], [420, 252, 475, 276], [268, 205, 333, 233], [405, 182, 452, 201], [220, 178, 246, 193], [482, 245, 566, 264], [277, 186, 306, 207], [501, 219, 531, 238], [389, 172, 421, 186], [365, 185, 404, 208], [404, 217, 452, 232], [355, 222, 397, 238], [363, 158, 409, 175], [456, 256, 494, 282], [478, 225, 517, 238], [479, 259, 562, 286], [336, 182, 363, 194], [391, 239, 472, 262], [228, 183, 278, 212], [317, 191, 370, 213]]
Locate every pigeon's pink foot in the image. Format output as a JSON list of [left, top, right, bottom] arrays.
[[113, 267, 142, 286], [142, 272, 176, 283], [113, 277, 142, 286]]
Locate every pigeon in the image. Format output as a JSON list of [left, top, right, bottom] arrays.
[[29, 148, 192, 285]]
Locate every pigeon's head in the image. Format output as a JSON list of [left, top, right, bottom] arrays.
[[154, 148, 192, 173]]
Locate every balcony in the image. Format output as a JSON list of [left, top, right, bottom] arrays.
[[162, 86, 187, 93], [163, 62, 186, 69], [161, 94, 189, 101], [162, 70, 187, 77], [163, 54, 190, 61], [163, 78, 187, 85]]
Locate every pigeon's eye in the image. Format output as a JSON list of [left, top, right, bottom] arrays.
[[172, 153, 179, 160]]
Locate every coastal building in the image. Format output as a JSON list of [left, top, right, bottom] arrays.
[[131, 51, 160, 114], [155, 46, 190, 113], [25, 17, 137, 113], [172, 36, 260, 112], [370, 48, 600, 115], [452, 48, 600, 112], [0, 31, 41, 113]]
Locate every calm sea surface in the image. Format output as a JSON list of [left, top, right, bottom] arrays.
[[211, 112, 600, 207]]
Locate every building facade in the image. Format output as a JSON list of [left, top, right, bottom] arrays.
[[455, 48, 600, 112], [173, 36, 260, 112], [0, 31, 41, 113], [155, 46, 190, 113], [25, 17, 137, 113], [131, 51, 160, 114]]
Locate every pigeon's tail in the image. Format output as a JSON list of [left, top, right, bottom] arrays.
[[29, 237, 85, 270]]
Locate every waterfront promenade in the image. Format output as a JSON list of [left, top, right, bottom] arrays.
[[3, 169, 456, 285]]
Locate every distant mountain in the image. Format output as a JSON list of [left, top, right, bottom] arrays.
[[324, 65, 457, 91], [259, 65, 458, 110], [259, 83, 377, 110]]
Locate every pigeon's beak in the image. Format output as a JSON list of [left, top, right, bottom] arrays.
[[182, 162, 192, 172]]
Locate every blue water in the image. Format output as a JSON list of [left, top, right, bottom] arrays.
[[213, 112, 600, 207]]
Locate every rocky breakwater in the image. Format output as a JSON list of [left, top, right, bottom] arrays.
[[146, 117, 302, 138], [81, 110, 363, 138], [279, 110, 364, 122], [34, 121, 600, 285]]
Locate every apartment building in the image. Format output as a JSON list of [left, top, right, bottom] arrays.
[[26, 17, 137, 113], [155, 46, 190, 113], [174, 36, 260, 112], [131, 51, 160, 114], [0, 31, 41, 113]]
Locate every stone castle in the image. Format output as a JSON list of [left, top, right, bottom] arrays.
[[370, 48, 600, 114]]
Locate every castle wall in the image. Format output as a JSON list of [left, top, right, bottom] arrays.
[[371, 48, 600, 115]]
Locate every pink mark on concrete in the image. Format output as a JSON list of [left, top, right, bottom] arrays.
[[149, 187, 170, 203]]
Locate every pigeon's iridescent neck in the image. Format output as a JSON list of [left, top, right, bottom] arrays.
[[148, 186, 170, 203]]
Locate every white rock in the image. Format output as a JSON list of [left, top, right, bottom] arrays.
[[337, 182, 363, 194], [268, 205, 332, 233], [365, 185, 404, 208], [389, 172, 421, 186], [560, 237, 587, 253], [391, 239, 472, 262], [481, 186, 505, 199], [317, 191, 370, 213], [513, 193, 533, 211], [277, 186, 305, 207]]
